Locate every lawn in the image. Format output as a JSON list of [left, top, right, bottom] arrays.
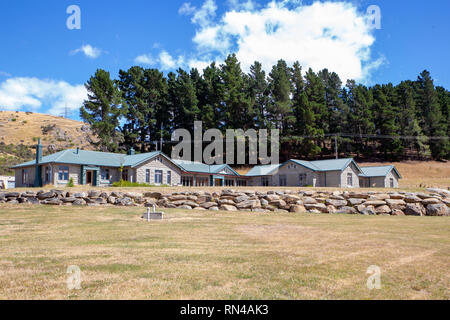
[[0, 205, 449, 300]]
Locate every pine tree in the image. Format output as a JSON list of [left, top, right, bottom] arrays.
[[247, 61, 269, 129], [80, 69, 125, 152]]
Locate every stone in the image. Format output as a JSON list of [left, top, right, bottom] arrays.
[[72, 192, 86, 198], [265, 194, 280, 201], [169, 195, 187, 201], [391, 209, 405, 216], [37, 191, 55, 200], [360, 206, 376, 215], [283, 195, 301, 203], [335, 206, 357, 214], [234, 195, 249, 203], [385, 199, 406, 210], [326, 205, 336, 214], [404, 195, 422, 203], [41, 199, 62, 205], [421, 198, 441, 205], [178, 205, 192, 210], [302, 197, 317, 204], [348, 198, 365, 206], [117, 197, 134, 206], [218, 199, 235, 205], [88, 190, 102, 198], [183, 201, 199, 208], [404, 203, 425, 216], [219, 205, 237, 211], [73, 199, 86, 206], [426, 203, 449, 216], [124, 192, 143, 199], [6, 200, 19, 204], [426, 188, 450, 197], [209, 206, 219, 211], [260, 199, 269, 206], [368, 193, 390, 200], [200, 202, 218, 209], [290, 204, 306, 213], [308, 209, 321, 214], [61, 197, 77, 203], [349, 193, 369, 199], [325, 199, 348, 207], [107, 196, 117, 204], [269, 199, 286, 208], [363, 200, 387, 206], [389, 193, 405, 199], [236, 200, 261, 209], [5, 192, 20, 198], [376, 205, 391, 214], [144, 192, 162, 199], [304, 203, 328, 213]]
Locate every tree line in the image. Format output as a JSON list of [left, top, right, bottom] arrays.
[[80, 54, 450, 163]]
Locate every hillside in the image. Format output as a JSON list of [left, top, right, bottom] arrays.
[[0, 111, 96, 175]]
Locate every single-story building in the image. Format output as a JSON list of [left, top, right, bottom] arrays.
[[359, 165, 402, 188], [12, 140, 245, 187], [246, 158, 363, 188]]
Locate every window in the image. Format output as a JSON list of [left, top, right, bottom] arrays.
[[261, 177, 270, 187], [167, 171, 171, 185], [237, 180, 247, 186], [347, 173, 353, 186], [279, 175, 287, 186], [299, 173, 307, 186], [45, 166, 51, 183], [225, 179, 235, 186], [58, 166, 69, 181], [390, 178, 394, 188], [22, 169, 29, 185], [182, 176, 193, 186], [154, 170, 162, 184], [145, 169, 150, 183], [195, 177, 209, 186], [101, 168, 110, 180]]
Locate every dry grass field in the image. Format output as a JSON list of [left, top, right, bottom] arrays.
[[0, 111, 95, 149], [0, 205, 448, 300]]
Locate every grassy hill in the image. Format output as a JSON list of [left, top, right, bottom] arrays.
[[0, 111, 96, 175]]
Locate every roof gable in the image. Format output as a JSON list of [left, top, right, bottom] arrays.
[[360, 165, 402, 178]]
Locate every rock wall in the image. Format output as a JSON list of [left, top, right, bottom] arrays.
[[1, 188, 449, 216]]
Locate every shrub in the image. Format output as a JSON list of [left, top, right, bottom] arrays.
[[112, 180, 166, 188], [67, 177, 74, 187]]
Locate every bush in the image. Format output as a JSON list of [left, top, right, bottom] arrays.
[[112, 180, 167, 187], [67, 177, 74, 187]]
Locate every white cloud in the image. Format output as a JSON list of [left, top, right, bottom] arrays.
[[0, 77, 87, 115], [179, 2, 196, 15], [134, 53, 156, 65], [0, 71, 11, 77], [70, 44, 102, 59], [174, 0, 381, 81]]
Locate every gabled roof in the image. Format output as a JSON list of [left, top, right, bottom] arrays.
[[245, 164, 281, 176], [12, 149, 164, 169], [360, 165, 402, 178], [172, 159, 240, 176], [245, 158, 363, 177]]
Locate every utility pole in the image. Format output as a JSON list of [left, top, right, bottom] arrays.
[[335, 134, 338, 159], [160, 123, 163, 152]]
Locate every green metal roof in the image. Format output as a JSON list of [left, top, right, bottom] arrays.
[[245, 164, 281, 176], [172, 160, 240, 176], [12, 149, 163, 169], [246, 158, 364, 176], [360, 165, 402, 178]]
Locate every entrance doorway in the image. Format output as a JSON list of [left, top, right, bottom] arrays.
[[86, 171, 93, 185], [214, 178, 223, 186]]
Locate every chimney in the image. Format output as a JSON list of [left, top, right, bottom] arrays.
[[36, 138, 43, 163], [127, 148, 136, 155], [34, 138, 43, 187]]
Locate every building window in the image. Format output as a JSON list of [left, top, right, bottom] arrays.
[[58, 166, 69, 181], [237, 180, 247, 187], [225, 179, 234, 186], [299, 173, 307, 186], [145, 169, 150, 183], [279, 175, 287, 186], [45, 166, 51, 183], [182, 176, 193, 186], [122, 170, 128, 182], [195, 177, 209, 186], [154, 170, 162, 184], [261, 176, 270, 187], [101, 168, 110, 180], [22, 169, 29, 185], [167, 171, 171, 185], [347, 173, 353, 186], [390, 178, 394, 188]]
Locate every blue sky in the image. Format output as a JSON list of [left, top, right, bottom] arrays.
[[0, 0, 449, 118]]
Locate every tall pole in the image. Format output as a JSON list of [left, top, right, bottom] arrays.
[[335, 134, 338, 159]]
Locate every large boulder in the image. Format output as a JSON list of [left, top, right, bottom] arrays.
[[88, 190, 102, 198], [37, 191, 55, 200], [117, 197, 134, 206], [426, 203, 449, 216], [363, 200, 387, 206], [73, 199, 86, 206], [219, 204, 237, 211], [335, 206, 357, 214], [304, 203, 328, 213], [41, 198, 62, 205], [421, 198, 441, 205], [325, 199, 348, 208], [200, 202, 218, 209], [302, 197, 317, 204], [290, 204, 306, 213], [144, 192, 162, 199], [236, 199, 261, 210], [376, 205, 392, 215], [348, 198, 365, 206], [404, 203, 425, 216], [385, 199, 406, 210], [404, 195, 422, 203]]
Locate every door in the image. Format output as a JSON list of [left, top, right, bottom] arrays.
[[215, 178, 223, 186], [86, 171, 93, 185]]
